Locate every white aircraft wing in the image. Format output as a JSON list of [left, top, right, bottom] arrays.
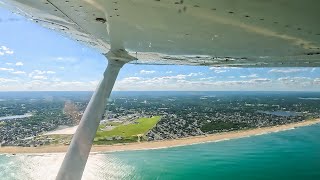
[[1, 0, 320, 67], [1, 1, 320, 179]]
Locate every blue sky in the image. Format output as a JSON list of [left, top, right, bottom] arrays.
[[0, 7, 319, 91]]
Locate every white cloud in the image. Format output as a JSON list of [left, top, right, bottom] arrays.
[[1, 46, 9, 51], [214, 70, 227, 73], [200, 77, 216, 80], [269, 68, 307, 73], [29, 71, 43, 78], [292, 77, 312, 81], [114, 74, 275, 91], [140, 70, 156, 74], [51, 78, 61, 82], [277, 77, 290, 82], [278, 77, 312, 82], [29, 70, 56, 78], [15, 62, 23, 66], [0, 78, 17, 83], [240, 74, 258, 78], [187, 72, 204, 76], [46, 81, 99, 90], [166, 71, 172, 74], [34, 70, 46, 74], [54, 57, 78, 63], [0, 67, 14, 71], [162, 74, 188, 80], [46, 71, 56, 74], [209, 67, 238, 74], [121, 77, 142, 83], [277, 77, 314, 86], [0, 74, 319, 91], [118, 74, 196, 86], [5, 63, 13, 66], [250, 78, 271, 83], [11, 71, 26, 74], [53, 81, 85, 86], [0, 46, 14, 55], [248, 74, 258, 78], [32, 75, 48, 80], [0, 79, 98, 91]]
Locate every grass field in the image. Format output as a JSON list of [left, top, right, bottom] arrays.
[[94, 116, 161, 144]]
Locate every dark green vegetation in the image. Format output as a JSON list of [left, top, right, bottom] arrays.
[[201, 121, 248, 132]]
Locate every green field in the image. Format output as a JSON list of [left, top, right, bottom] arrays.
[[94, 116, 161, 144]]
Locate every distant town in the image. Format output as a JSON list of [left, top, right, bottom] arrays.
[[0, 91, 319, 147]]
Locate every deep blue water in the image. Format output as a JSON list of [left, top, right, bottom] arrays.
[[0, 124, 319, 179]]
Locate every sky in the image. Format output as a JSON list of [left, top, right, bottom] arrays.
[[0, 7, 319, 91]]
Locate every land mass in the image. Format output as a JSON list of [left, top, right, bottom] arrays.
[[1, 118, 319, 154], [1, 91, 320, 149]]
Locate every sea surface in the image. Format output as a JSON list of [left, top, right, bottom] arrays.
[[0, 124, 319, 180]]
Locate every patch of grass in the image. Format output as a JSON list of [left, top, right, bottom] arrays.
[[94, 116, 160, 143]]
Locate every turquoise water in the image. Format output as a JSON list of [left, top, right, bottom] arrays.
[[1, 124, 320, 180]]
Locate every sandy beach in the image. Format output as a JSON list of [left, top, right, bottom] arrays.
[[1, 119, 319, 154]]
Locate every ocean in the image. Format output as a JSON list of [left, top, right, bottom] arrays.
[[0, 124, 319, 180]]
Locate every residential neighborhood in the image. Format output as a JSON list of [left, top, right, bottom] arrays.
[[0, 91, 319, 146]]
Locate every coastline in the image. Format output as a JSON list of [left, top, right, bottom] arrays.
[[1, 119, 319, 154]]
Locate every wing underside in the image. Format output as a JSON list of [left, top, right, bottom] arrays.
[[1, 0, 320, 67]]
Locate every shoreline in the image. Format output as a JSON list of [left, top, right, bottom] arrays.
[[1, 119, 319, 154]]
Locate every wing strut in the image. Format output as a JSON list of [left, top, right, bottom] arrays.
[[56, 58, 125, 180]]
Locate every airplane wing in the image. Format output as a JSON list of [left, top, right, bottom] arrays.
[[1, 0, 320, 67], [1, 1, 320, 179]]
